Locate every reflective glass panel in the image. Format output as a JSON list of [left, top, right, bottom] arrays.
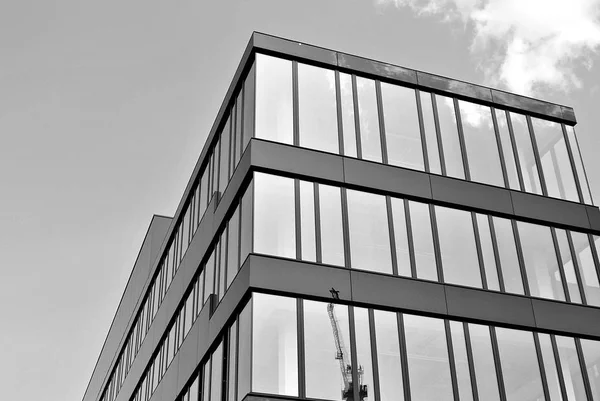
[[459, 101, 504, 187], [556, 229, 583, 304], [510, 112, 543, 195], [254, 173, 295, 258], [319, 184, 345, 266], [298, 63, 339, 154], [228, 321, 237, 401], [492, 217, 524, 294], [354, 308, 374, 401], [574, 233, 600, 306], [204, 251, 215, 304], [517, 222, 565, 301], [566, 126, 593, 204], [255, 55, 292, 144], [409, 201, 437, 281], [356, 77, 382, 162], [581, 339, 600, 400], [347, 190, 392, 274], [496, 328, 544, 401], [495, 109, 520, 190], [381, 82, 424, 171], [240, 182, 253, 267], [304, 300, 351, 401], [190, 376, 199, 401], [219, 117, 231, 194], [339, 73, 357, 158], [391, 198, 411, 277], [226, 208, 240, 290], [373, 310, 403, 401], [436, 206, 481, 288], [449, 321, 474, 401], [404, 314, 453, 401], [252, 294, 298, 396], [300, 181, 316, 262], [202, 361, 210, 401], [436, 95, 464, 179], [469, 325, 500, 401], [556, 336, 587, 400], [538, 333, 563, 401], [237, 303, 251, 401], [242, 64, 255, 150], [210, 341, 223, 401], [477, 214, 500, 291], [420, 91, 442, 174]]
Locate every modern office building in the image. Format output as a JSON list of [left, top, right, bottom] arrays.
[[83, 32, 600, 401]]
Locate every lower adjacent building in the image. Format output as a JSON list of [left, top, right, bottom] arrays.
[[83, 32, 600, 401]]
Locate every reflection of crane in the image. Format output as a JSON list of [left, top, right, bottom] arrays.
[[327, 302, 368, 401]]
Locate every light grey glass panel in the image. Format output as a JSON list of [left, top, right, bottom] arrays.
[[190, 375, 199, 401], [220, 117, 231, 194], [202, 361, 210, 401], [494, 109, 520, 190], [496, 328, 544, 401], [197, 270, 204, 312], [354, 308, 375, 401], [204, 250, 215, 304], [469, 324, 501, 401], [234, 92, 242, 172], [575, 233, 600, 306], [255, 54, 293, 144], [517, 222, 565, 301], [254, 173, 296, 258], [493, 217, 524, 294], [556, 336, 587, 400], [237, 302, 251, 401], [199, 167, 208, 221], [184, 290, 194, 337], [182, 207, 190, 256], [449, 321, 474, 401], [210, 341, 223, 401], [218, 233, 226, 301], [436, 206, 481, 288], [381, 82, 424, 171], [409, 201, 437, 281], [300, 181, 316, 262], [477, 214, 500, 291], [420, 91, 442, 175], [404, 314, 453, 401], [391, 198, 411, 277], [319, 184, 345, 266], [340, 73, 357, 158], [242, 63, 255, 150], [532, 118, 578, 202], [240, 182, 253, 266], [538, 334, 563, 401], [566, 126, 593, 204], [304, 300, 351, 401], [356, 77, 382, 162], [347, 190, 392, 274], [436, 95, 464, 179], [228, 321, 237, 401], [556, 229, 582, 304], [298, 63, 339, 154], [511, 112, 543, 195], [252, 294, 298, 396], [581, 339, 600, 400], [226, 207, 240, 290], [373, 310, 403, 401], [459, 101, 504, 187]]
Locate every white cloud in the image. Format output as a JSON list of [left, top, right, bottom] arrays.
[[376, 0, 600, 96]]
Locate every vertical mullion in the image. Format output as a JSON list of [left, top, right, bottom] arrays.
[[511, 220, 531, 296], [573, 130, 594, 205], [575, 338, 594, 401], [567, 231, 589, 305], [506, 111, 526, 191], [352, 75, 363, 159], [249, 297, 253, 392], [335, 71, 345, 155], [463, 323, 480, 401], [431, 94, 447, 176], [491, 107, 511, 189], [386, 196, 399, 276], [415, 89, 431, 173], [526, 115, 549, 196], [550, 334, 570, 401], [562, 124, 585, 203], [532, 333, 552, 401], [471, 212, 489, 290], [297, 299, 306, 398], [404, 200, 417, 279], [397, 313, 411, 401], [314, 183, 322, 263], [227, 112, 233, 181], [221, 332, 229, 401], [453, 98, 471, 180], [488, 216, 506, 293], [444, 320, 461, 401], [348, 306, 360, 401], [341, 187, 352, 269], [368, 309, 381, 401], [375, 80, 388, 165], [292, 61, 299, 147], [295, 179, 301, 261], [233, 314, 239, 401], [489, 326, 508, 401], [551, 227, 572, 303], [239, 84, 245, 164], [429, 204, 444, 283]]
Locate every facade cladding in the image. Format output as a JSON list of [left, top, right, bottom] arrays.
[[83, 32, 600, 401]]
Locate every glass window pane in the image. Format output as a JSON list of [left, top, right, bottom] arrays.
[[227, 321, 237, 401], [575, 233, 600, 306], [219, 117, 231, 194], [304, 300, 351, 401], [404, 314, 453, 401], [356, 77, 382, 163], [510, 112, 543, 195], [199, 167, 208, 222], [354, 308, 374, 401], [436, 206, 481, 288], [203, 250, 215, 304], [190, 375, 199, 401], [232, 95, 240, 175], [373, 310, 403, 401], [202, 361, 210, 401], [532, 118, 578, 202], [391, 198, 411, 277], [319, 184, 345, 266], [240, 182, 253, 267], [381, 83, 424, 171], [255, 54, 292, 144], [347, 190, 392, 274], [339, 73, 357, 158], [298, 63, 339, 154], [237, 302, 251, 401], [420, 91, 442, 174], [495, 109, 520, 190], [538, 333, 563, 401], [436, 95, 464, 179], [300, 181, 316, 262], [566, 126, 593, 204], [477, 214, 500, 291], [459, 101, 504, 186], [252, 294, 297, 396], [184, 291, 194, 337], [469, 325, 500, 401], [226, 208, 240, 290], [218, 234, 226, 301], [242, 63, 255, 151], [182, 207, 190, 256], [496, 328, 544, 401], [254, 173, 295, 258], [556, 336, 588, 400], [210, 342, 223, 401], [493, 217, 524, 295], [581, 339, 600, 400], [517, 222, 565, 301], [555, 229, 583, 303], [449, 321, 474, 401], [408, 201, 437, 281]]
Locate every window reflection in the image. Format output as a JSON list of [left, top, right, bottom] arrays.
[[373, 310, 403, 401], [300, 180, 316, 262], [391, 198, 411, 277], [340, 73, 357, 158], [237, 302, 251, 401], [555, 336, 588, 400], [449, 321, 474, 401], [476, 214, 500, 291], [556, 229, 583, 304], [210, 341, 223, 401], [566, 126, 593, 204], [356, 77, 382, 162], [492, 217, 524, 294], [408, 201, 438, 281], [581, 339, 600, 400], [319, 184, 345, 266], [538, 334, 563, 401], [510, 112, 543, 195], [495, 109, 520, 190], [354, 308, 374, 401], [573, 233, 600, 307], [226, 208, 240, 290], [420, 91, 442, 175], [436, 95, 464, 179], [469, 325, 501, 401]]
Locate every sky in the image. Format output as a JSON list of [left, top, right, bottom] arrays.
[[1, 1, 599, 400]]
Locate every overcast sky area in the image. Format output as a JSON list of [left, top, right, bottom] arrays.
[[1, 1, 600, 400]]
